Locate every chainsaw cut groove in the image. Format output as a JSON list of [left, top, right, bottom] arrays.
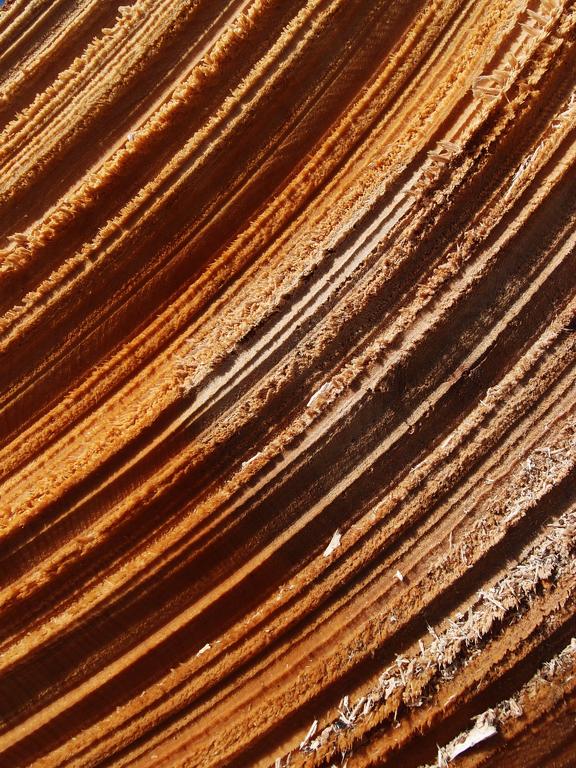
[[0, 0, 575, 766]]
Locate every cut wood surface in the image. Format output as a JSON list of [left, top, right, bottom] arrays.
[[0, 0, 575, 766]]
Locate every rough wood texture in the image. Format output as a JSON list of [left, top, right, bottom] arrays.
[[0, 0, 575, 766]]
